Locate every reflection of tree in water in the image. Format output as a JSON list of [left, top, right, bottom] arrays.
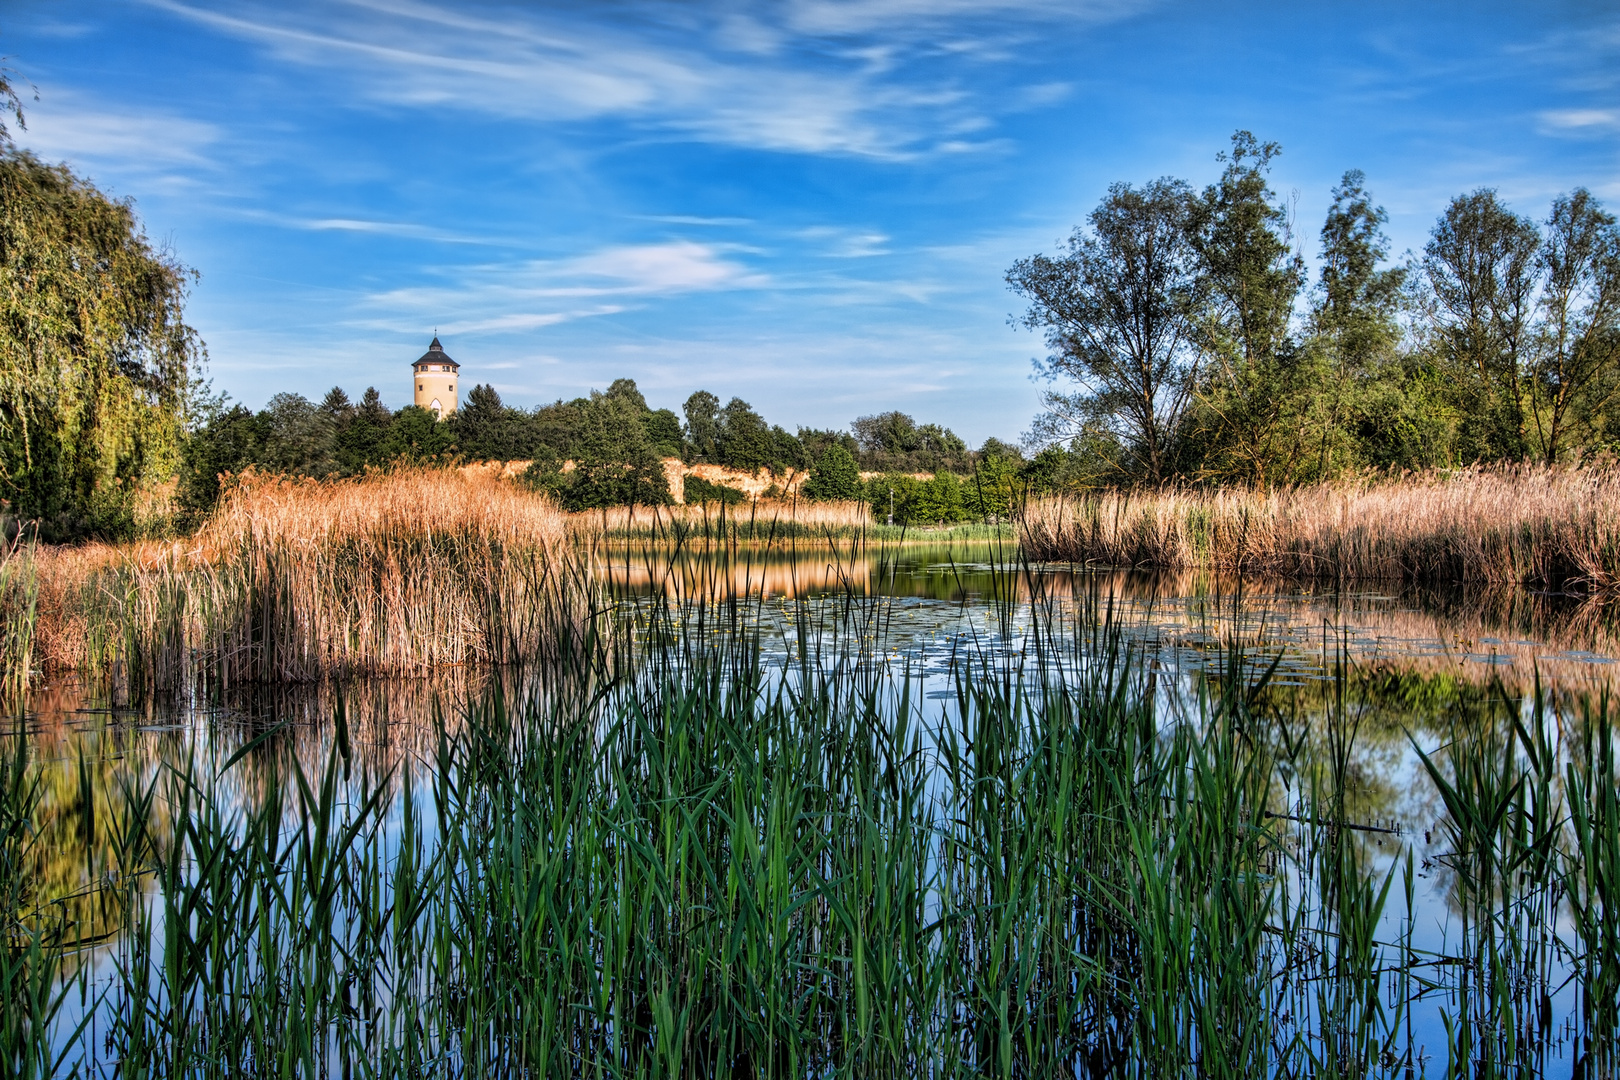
[[10, 709, 173, 953], [1080, 570, 1620, 693], [13, 665, 604, 954]]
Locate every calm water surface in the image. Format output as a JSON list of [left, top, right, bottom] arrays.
[[15, 540, 1620, 1073]]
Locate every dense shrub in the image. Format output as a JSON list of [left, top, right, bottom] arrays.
[[683, 476, 747, 506], [802, 445, 861, 501]]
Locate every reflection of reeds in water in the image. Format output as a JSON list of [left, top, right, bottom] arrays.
[[603, 540, 1620, 690], [6, 550, 1620, 1075], [1021, 465, 1620, 589], [23, 469, 592, 693], [1085, 571, 1620, 691], [597, 535, 885, 600]]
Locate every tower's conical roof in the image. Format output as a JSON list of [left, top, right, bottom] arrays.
[[415, 336, 459, 368]]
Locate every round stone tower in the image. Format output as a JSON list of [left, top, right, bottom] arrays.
[[412, 336, 459, 418]]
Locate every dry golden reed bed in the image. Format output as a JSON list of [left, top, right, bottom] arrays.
[[578, 498, 871, 536], [21, 468, 587, 691], [1021, 465, 1620, 588]]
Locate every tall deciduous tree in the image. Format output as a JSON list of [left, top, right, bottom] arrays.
[[0, 152, 203, 538], [1008, 178, 1202, 484], [1310, 170, 1409, 473], [1424, 190, 1542, 459], [850, 410, 970, 472], [259, 392, 335, 476], [1186, 132, 1307, 485], [716, 397, 773, 472], [1532, 189, 1620, 463], [565, 392, 671, 508], [683, 390, 720, 462]]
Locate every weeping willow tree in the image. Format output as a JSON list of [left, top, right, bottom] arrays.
[[0, 150, 202, 539]]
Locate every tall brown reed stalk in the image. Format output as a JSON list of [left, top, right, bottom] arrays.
[[583, 498, 870, 538], [1021, 464, 1620, 588], [33, 468, 591, 690], [0, 540, 37, 700]]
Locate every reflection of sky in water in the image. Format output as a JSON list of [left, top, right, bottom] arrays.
[[605, 541, 1620, 694], [17, 541, 1617, 1070], [604, 544, 1616, 1063]]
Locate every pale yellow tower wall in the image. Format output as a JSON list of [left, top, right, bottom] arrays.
[[413, 368, 458, 417]]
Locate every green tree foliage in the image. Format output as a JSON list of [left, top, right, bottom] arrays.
[[1423, 190, 1543, 460], [1306, 170, 1414, 475], [964, 440, 1024, 520], [532, 398, 584, 459], [0, 64, 27, 149], [1530, 189, 1620, 463], [0, 152, 203, 538], [682, 476, 746, 506], [1008, 178, 1203, 483], [380, 405, 455, 465], [604, 378, 648, 411], [908, 471, 964, 524], [716, 397, 776, 472], [453, 383, 533, 462], [1011, 132, 1620, 485], [801, 444, 861, 501], [338, 388, 393, 474], [797, 427, 859, 468], [682, 390, 720, 462], [770, 425, 804, 472], [181, 385, 421, 515], [849, 410, 970, 473], [259, 393, 336, 476], [532, 391, 671, 510], [679, 391, 801, 473], [1020, 446, 1074, 494], [861, 471, 968, 525], [178, 405, 263, 517], [863, 473, 917, 525], [1184, 133, 1309, 485], [645, 408, 684, 458]]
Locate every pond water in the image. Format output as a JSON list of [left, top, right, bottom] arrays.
[[11, 540, 1620, 1076], [597, 538, 1620, 685]]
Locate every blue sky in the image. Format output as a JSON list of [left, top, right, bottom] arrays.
[[6, 0, 1618, 444]]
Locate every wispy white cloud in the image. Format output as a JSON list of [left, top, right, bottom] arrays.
[[1538, 108, 1620, 133], [435, 308, 623, 335], [16, 88, 221, 171], [567, 241, 766, 291], [638, 214, 754, 226], [244, 212, 507, 245], [354, 241, 764, 341], [143, 0, 1148, 159], [784, 0, 1142, 36], [1019, 81, 1072, 107], [797, 226, 891, 257]]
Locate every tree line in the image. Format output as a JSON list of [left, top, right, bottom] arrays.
[[178, 375, 1036, 518], [1009, 132, 1620, 486]]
